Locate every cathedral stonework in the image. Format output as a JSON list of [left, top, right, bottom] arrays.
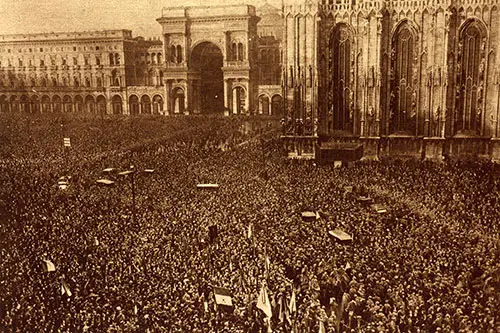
[[283, 0, 500, 161]]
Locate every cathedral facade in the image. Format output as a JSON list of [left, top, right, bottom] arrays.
[[283, 0, 500, 160]]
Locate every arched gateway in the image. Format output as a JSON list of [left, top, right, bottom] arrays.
[[157, 5, 259, 115], [190, 42, 224, 113]]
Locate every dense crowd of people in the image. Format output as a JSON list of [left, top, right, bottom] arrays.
[[0, 114, 498, 332]]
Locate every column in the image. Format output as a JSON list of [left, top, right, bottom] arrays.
[[224, 79, 230, 112]]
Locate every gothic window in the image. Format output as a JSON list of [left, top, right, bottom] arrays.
[[390, 22, 417, 134], [109, 53, 115, 66], [455, 20, 486, 135], [328, 24, 353, 133], [115, 53, 120, 65]]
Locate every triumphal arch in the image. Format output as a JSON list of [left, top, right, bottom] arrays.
[[157, 5, 260, 115]]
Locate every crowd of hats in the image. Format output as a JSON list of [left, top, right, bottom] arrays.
[[1, 114, 499, 332]]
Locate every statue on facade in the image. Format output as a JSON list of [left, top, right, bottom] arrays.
[[435, 67, 441, 86], [368, 66, 375, 88]]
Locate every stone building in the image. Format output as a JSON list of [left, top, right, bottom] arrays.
[[0, 30, 166, 115], [283, 0, 500, 161]]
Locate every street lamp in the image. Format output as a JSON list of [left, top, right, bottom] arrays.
[[118, 166, 154, 226]]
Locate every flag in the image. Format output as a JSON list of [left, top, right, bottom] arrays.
[[213, 287, 233, 312], [278, 293, 285, 323], [318, 320, 326, 333], [63, 137, 71, 147], [257, 285, 272, 318], [288, 289, 296, 315], [265, 254, 270, 274], [43, 259, 56, 272], [61, 280, 72, 297], [247, 223, 252, 240]]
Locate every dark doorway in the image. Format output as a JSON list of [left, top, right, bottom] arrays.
[[191, 42, 224, 113]]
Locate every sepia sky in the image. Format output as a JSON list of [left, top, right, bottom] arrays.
[[0, 0, 282, 37]]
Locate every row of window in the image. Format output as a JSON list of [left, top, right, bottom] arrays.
[[136, 53, 163, 65], [0, 44, 118, 54], [0, 94, 164, 115]]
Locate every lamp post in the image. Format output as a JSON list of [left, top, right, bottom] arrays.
[[118, 166, 155, 226]]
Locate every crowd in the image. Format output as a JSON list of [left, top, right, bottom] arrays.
[[0, 114, 498, 332]]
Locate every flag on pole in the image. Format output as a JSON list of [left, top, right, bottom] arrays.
[[61, 280, 72, 297], [288, 288, 297, 315], [265, 254, 270, 274], [213, 287, 233, 312], [257, 285, 273, 318], [318, 320, 326, 333], [43, 259, 56, 272]]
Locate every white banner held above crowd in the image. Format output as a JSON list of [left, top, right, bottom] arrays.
[[213, 287, 233, 312], [63, 138, 71, 148]]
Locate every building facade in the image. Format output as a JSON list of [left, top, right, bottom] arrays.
[[283, 0, 500, 160], [0, 30, 166, 115]]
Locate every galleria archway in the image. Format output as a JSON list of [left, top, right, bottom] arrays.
[[190, 42, 224, 113]]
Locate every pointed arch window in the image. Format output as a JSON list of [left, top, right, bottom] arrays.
[[390, 22, 417, 134], [328, 24, 353, 133], [455, 20, 486, 135]]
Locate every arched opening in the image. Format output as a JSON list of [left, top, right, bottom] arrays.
[[0, 95, 8, 113], [157, 53, 163, 63], [63, 95, 73, 112], [176, 45, 183, 63], [109, 53, 115, 66], [238, 43, 244, 61], [112, 70, 120, 86], [52, 95, 62, 113], [232, 43, 237, 61], [153, 95, 164, 114], [129, 95, 139, 115], [74, 95, 84, 112], [115, 53, 120, 65], [390, 21, 417, 135], [190, 42, 224, 113], [41, 95, 51, 113], [10, 96, 19, 113], [455, 19, 486, 135], [20, 95, 29, 113], [96, 95, 107, 115], [112, 95, 122, 115], [329, 23, 354, 133], [258, 95, 270, 115], [85, 77, 91, 87], [141, 95, 152, 114], [271, 95, 283, 116], [172, 88, 185, 114], [96, 77, 102, 87], [232, 86, 246, 114], [170, 45, 176, 62], [85, 95, 95, 114], [30, 95, 40, 113]]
